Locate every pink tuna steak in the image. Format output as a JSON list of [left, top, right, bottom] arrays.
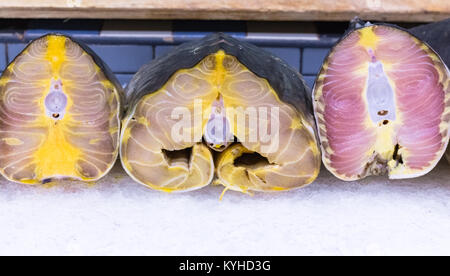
[[313, 24, 450, 181]]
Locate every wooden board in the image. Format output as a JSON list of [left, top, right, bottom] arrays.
[[0, 0, 448, 22]]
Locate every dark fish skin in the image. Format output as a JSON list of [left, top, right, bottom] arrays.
[[125, 32, 313, 120], [409, 19, 450, 67]]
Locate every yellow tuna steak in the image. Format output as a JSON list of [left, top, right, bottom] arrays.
[[0, 34, 123, 184], [121, 33, 321, 194]]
